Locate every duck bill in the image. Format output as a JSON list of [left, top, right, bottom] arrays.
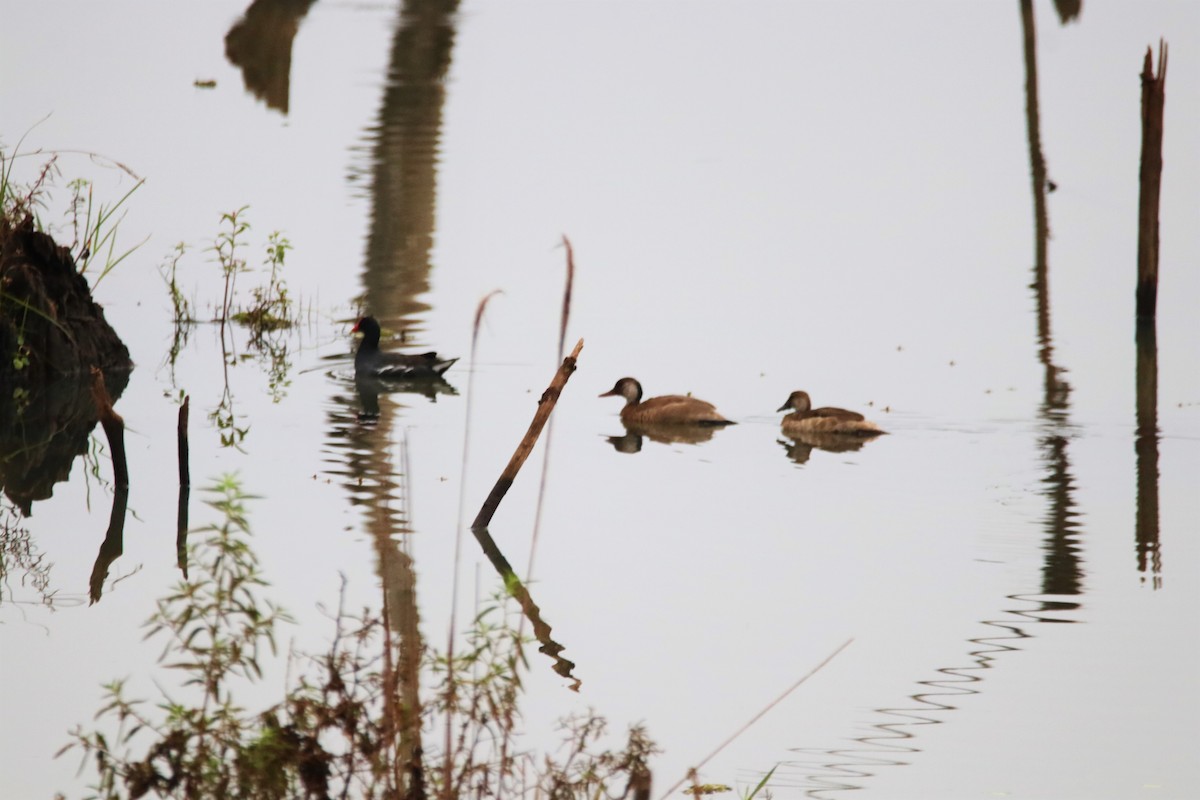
[[598, 389, 617, 398], [776, 401, 791, 412]]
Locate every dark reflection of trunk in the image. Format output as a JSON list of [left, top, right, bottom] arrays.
[[471, 526, 580, 690], [224, 0, 318, 114], [359, 0, 461, 342], [1134, 321, 1161, 586], [1021, 0, 1082, 604], [323, 2, 463, 790], [326, 398, 426, 797], [88, 486, 129, 605], [0, 371, 130, 516], [782, 8, 1088, 793], [1052, 0, 1082, 24]]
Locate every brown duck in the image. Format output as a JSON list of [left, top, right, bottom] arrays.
[[776, 390, 885, 436], [600, 377, 735, 426]]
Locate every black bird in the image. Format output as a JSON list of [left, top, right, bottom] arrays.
[[351, 316, 458, 378]]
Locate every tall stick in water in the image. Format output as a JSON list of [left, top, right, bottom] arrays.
[[177, 396, 191, 576], [1136, 41, 1168, 319], [177, 395, 190, 487], [471, 338, 584, 531]]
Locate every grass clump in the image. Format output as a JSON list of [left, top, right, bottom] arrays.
[[1, 132, 145, 289]]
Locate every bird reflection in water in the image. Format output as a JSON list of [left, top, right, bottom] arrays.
[[353, 374, 458, 423], [777, 429, 883, 465], [605, 420, 728, 453]]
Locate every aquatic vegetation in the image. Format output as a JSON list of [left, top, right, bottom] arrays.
[[207, 208, 297, 336], [65, 175, 147, 288], [61, 476, 657, 799], [1, 134, 139, 386], [1, 134, 145, 289]]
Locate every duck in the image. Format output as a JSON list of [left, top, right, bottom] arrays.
[[600, 377, 735, 426], [351, 316, 458, 378], [776, 390, 885, 436]]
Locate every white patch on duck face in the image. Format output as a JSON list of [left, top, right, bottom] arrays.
[[601, 377, 643, 405], [618, 378, 643, 403]]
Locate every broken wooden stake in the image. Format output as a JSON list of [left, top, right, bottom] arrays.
[[1136, 40, 1168, 319]]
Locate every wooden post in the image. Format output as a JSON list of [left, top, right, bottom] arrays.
[[177, 396, 191, 576], [177, 396, 190, 487], [1136, 41, 1168, 319]]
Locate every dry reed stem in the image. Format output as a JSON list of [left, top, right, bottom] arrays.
[[659, 638, 854, 799], [526, 236, 577, 589], [445, 289, 505, 800]]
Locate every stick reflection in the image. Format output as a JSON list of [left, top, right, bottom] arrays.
[[1134, 321, 1161, 586]]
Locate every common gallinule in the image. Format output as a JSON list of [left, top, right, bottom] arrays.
[[599, 377, 735, 426], [351, 316, 458, 378], [775, 390, 885, 436]]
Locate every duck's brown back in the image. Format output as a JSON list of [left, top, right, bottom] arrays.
[[782, 413, 882, 436], [622, 394, 731, 425], [809, 406, 866, 421]]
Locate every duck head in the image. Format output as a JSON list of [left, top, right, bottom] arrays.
[[777, 390, 813, 413], [599, 377, 643, 405]]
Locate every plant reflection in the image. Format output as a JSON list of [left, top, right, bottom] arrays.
[[0, 496, 54, 609], [66, 476, 647, 797], [784, 6, 1088, 793]]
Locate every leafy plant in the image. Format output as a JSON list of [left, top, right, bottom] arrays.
[[62, 477, 659, 800], [62, 475, 290, 799], [158, 243, 193, 325], [211, 207, 250, 326], [232, 232, 293, 333], [2, 130, 144, 287]]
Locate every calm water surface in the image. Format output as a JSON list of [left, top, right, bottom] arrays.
[[2, 2, 1198, 798]]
